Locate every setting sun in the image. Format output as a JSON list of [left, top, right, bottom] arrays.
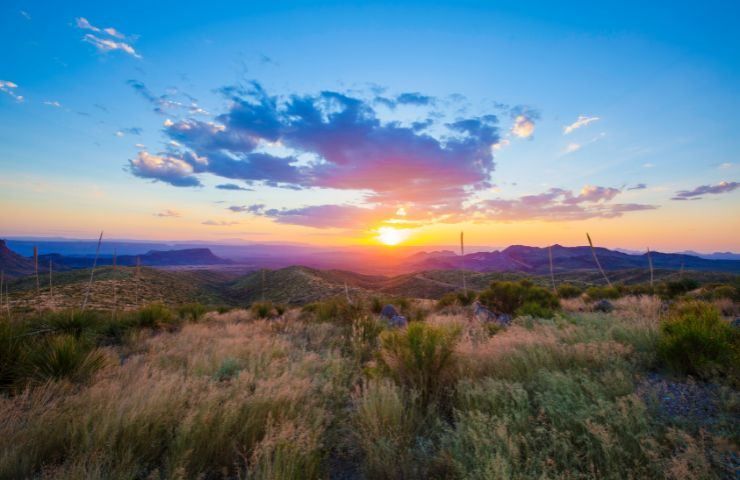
[[377, 227, 408, 246]]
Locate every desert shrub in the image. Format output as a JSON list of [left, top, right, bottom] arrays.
[[302, 297, 363, 324], [708, 284, 738, 302], [0, 320, 27, 391], [661, 278, 700, 299], [132, 302, 177, 329], [378, 322, 461, 408], [478, 281, 559, 316], [349, 316, 384, 364], [43, 309, 104, 339], [251, 301, 276, 319], [557, 283, 582, 299], [177, 302, 208, 322], [516, 300, 556, 319], [437, 291, 477, 310], [24, 334, 107, 384], [213, 357, 241, 381], [585, 286, 621, 301], [353, 380, 425, 480], [658, 301, 738, 380]]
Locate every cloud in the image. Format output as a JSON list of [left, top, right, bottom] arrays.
[[127, 80, 208, 115], [563, 143, 581, 154], [20, 10, 31, 20], [627, 183, 647, 190], [43, 100, 62, 107], [511, 115, 535, 138], [563, 115, 599, 135], [247, 204, 391, 229], [83, 34, 141, 58], [228, 204, 264, 213], [0, 80, 24, 102], [134, 82, 500, 219], [202, 219, 240, 226], [719, 162, 734, 170], [643, 163, 655, 168], [128, 151, 203, 187], [76, 18, 140, 58], [216, 183, 253, 191], [672, 181, 738, 200], [154, 209, 180, 217], [480, 185, 656, 221], [119, 127, 142, 135]]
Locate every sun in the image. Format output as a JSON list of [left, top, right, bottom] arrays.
[[377, 227, 408, 246]]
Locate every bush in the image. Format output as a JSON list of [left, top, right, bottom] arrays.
[[0, 320, 27, 391], [133, 303, 177, 329], [378, 322, 461, 408], [478, 281, 559, 317], [658, 301, 738, 380], [437, 291, 476, 310], [556, 283, 582, 299], [251, 301, 276, 319], [213, 357, 241, 381], [25, 334, 107, 384], [585, 286, 621, 301], [661, 278, 699, 299], [516, 301, 555, 319], [302, 297, 362, 324], [177, 303, 208, 322], [43, 310, 103, 339]]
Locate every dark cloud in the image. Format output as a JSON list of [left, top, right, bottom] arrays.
[[627, 183, 647, 190], [672, 181, 738, 200], [216, 183, 253, 191]]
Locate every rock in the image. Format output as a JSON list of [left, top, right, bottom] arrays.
[[731, 317, 740, 329], [593, 299, 614, 313], [380, 304, 399, 320], [387, 315, 407, 328], [473, 301, 511, 327]]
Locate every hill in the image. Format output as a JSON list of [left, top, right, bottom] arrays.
[[0, 240, 36, 278]]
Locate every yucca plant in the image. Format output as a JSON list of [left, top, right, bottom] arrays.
[[25, 334, 107, 383]]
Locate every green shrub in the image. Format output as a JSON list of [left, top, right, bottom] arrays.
[[516, 301, 555, 319], [25, 334, 107, 383], [133, 303, 177, 329], [349, 316, 384, 364], [0, 320, 27, 391], [585, 286, 621, 301], [658, 301, 738, 380], [251, 301, 276, 319], [660, 278, 699, 299], [301, 297, 362, 324], [177, 303, 208, 322], [556, 283, 582, 299], [44, 310, 103, 339], [437, 291, 476, 310], [213, 357, 241, 381], [709, 284, 738, 302], [378, 322, 461, 408], [478, 281, 559, 316]]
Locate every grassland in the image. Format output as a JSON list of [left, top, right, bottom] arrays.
[[1, 272, 738, 479]]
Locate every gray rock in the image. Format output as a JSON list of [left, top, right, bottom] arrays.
[[593, 299, 614, 313], [731, 317, 740, 329], [380, 304, 399, 320], [473, 301, 511, 327], [387, 315, 408, 328]]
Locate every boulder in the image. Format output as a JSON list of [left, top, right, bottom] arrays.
[[387, 315, 408, 328], [593, 299, 614, 313], [731, 317, 740, 329], [473, 301, 511, 327], [380, 304, 400, 320]]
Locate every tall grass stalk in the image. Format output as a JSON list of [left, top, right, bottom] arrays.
[[112, 249, 117, 315], [548, 245, 556, 293], [33, 245, 39, 299], [82, 231, 103, 311], [0, 270, 4, 317], [460, 231, 467, 296], [586, 232, 612, 287], [49, 260, 54, 309], [647, 246, 654, 288]]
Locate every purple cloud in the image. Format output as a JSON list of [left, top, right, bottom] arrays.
[[672, 181, 738, 200], [480, 186, 657, 221], [216, 183, 253, 191]]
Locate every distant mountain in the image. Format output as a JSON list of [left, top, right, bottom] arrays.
[[37, 248, 232, 268], [0, 240, 35, 278], [405, 244, 740, 274], [677, 251, 740, 261]]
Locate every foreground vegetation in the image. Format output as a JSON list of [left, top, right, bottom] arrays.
[[0, 279, 738, 479]]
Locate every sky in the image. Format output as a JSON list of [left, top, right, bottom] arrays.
[[1, 0, 739, 251]]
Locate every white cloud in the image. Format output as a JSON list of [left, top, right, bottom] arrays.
[[643, 162, 655, 168], [76, 17, 140, 58], [154, 209, 181, 218], [43, 100, 61, 107], [83, 34, 141, 58], [719, 162, 734, 170], [0, 80, 24, 102], [511, 115, 535, 138], [563, 115, 599, 135], [20, 10, 31, 20], [563, 143, 581, 154]]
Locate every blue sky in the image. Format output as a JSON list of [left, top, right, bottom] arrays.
[[1, 1, 738, 250]]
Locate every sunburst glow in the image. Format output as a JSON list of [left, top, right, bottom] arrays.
[[377, 226, 409, 246]]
